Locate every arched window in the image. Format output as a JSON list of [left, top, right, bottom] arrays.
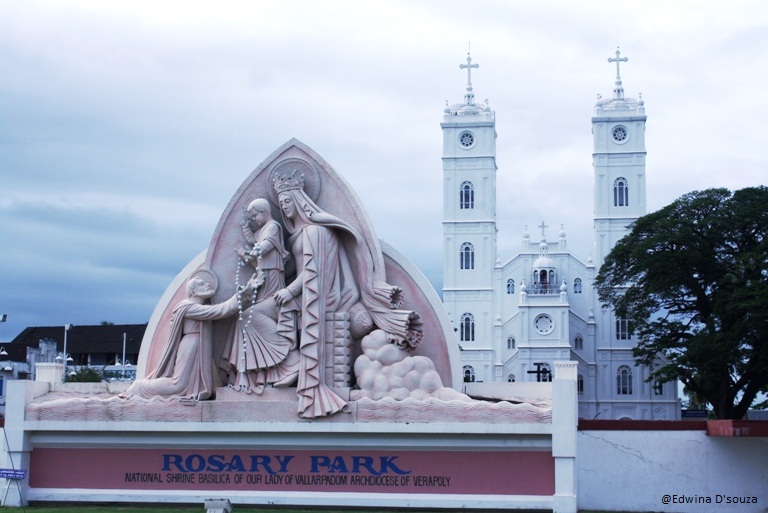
[[577, 374, 584, 395], [460, 313, 475, 342], [463, 365, 475, 383], [508, 374, 516, 383], [506, 279, 515, 294], [460, 242, 474, 270], [507, 336, 515, 349], [617, 365, 633, 395], [532, 269, 557, 294], [653, 380, 664, 396], [573, 278, 582, 294], [616, 318, 631, 340], [574, 335, 583, 350], [614, 177, 629, 207], [537, 270, 547, 287], [460, 181, 474, 209]]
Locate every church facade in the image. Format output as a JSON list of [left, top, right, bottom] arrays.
[[441, 51, 679, 420]]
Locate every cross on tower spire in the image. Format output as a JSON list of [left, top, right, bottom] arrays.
[[460, 50, 479, 105], [538, 220, 549, 239], [608, 47, 628, 100]]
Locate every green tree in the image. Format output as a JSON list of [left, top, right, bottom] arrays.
[[66, 366, 103, 383], [595, 187, 768, 420], [681, 374, 709, 411]]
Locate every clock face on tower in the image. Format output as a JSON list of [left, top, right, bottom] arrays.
[[459, 131, 475, 148], [534, 314, 554, 335]]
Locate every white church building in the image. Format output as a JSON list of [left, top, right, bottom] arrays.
[[441, 51, 679, 421]]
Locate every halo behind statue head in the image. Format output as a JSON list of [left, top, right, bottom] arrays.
[[268, 158, 320, 206], [190, 268, 218, 292]]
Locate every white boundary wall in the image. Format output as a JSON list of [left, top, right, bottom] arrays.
[[578, 428, 767, 513]]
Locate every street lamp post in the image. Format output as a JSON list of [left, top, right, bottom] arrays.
[[0, 315, 7, 356], [62, 324, 73, 382], [122, 333, 127, 380]]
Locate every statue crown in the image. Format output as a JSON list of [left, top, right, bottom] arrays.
[[273, 170, 305, 194]]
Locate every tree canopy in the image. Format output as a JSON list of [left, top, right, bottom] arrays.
[[595, 187, 768, 419], [65, 366, 103, 383]]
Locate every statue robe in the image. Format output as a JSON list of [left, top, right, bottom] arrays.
[[278, 187, 423, 418], [124, 296, 239, 401]]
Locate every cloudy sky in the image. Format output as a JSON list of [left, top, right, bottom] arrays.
[[1, 1, 767, 340]]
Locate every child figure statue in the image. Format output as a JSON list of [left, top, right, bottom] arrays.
[[229, 198, 297, 394], [236, 198, 290, 301]]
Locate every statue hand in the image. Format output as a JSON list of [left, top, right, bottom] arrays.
[[250, 271, 265, 290], [240, 273, 264, 297], [274, 288, 293, 306], [236, 247, 253, 263]]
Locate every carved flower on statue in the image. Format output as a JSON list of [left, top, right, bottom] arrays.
[[384, 311, 423, 352], [388, 286, 404, 308]]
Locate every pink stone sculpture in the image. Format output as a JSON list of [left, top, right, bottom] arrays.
[[271, 170, 422, 418], [27, 140, 553, 425], [352, 329, 469, 403], [224, 197, 297, 395], [121, 269, 261, 401], [126, 139, 534, 422]]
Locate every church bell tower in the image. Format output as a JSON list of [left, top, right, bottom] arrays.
[[592, 48, 647, 267], [441, 53, 498, 381]]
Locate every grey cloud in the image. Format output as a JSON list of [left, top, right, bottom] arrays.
[[1, 1, 767, 340]]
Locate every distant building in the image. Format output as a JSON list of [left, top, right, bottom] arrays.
[[0, 323, 145, 416], [441, 51, 678, 420]]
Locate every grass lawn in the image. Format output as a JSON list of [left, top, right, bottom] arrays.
[[0, 508, 551, 513], [0, 504, 640, 513], [0, 506, 583, 513], [1, 507, 540, 513]]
